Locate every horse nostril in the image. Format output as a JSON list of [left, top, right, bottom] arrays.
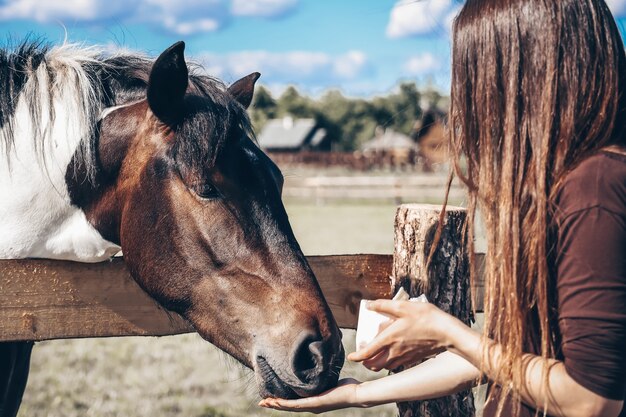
[[291, 333, 325, 383]]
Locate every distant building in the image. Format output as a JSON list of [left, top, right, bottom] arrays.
[[361, 127, 417, 153], [257, 116, 329, 152], [412, 109, 449, 171]]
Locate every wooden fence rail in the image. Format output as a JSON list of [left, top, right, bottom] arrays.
[[0, 255, 393, 342], [0, 253, 484, 343]]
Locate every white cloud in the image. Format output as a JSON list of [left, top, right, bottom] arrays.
[[386, 0, 461, 39], [196, 50, 369, 86], [0, 0, 300, 34], [0, 0, 134, 22], [231, 0, 297, 18], [333, 51, 368, 79], [607, 0, 626, 17], [162, 17, 222, 35], [138, 0, 229, 34], [404, 53, 442, 75]]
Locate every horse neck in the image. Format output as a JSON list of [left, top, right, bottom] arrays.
[[0, 58, 120, 262]]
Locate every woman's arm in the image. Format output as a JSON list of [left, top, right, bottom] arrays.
[[350, 300, 623, 417], [356, 351, 479, 406], [446, 316, 624, 417], [259, 350, 479, 412]]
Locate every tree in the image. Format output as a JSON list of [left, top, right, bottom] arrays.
[[250, 86, 277, 132], [248, 82, 441, 151], [276, 86, 315, 118]]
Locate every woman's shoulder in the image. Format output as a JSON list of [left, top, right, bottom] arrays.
[[556, 150, 626, 220]]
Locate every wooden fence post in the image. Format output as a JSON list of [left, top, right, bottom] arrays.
[[393, 204, 475, 417]]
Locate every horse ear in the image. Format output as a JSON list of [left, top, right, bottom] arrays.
[[228, 72, 261, 109], [147, 41, 189, 125]]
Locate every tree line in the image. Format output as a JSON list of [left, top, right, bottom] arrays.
[[249, 82, 447, 151]]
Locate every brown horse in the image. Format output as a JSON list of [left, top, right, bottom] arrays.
[[0, 41, 343, 415]]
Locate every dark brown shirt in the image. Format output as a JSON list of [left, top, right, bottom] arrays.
[[483, 151, 626, 417]]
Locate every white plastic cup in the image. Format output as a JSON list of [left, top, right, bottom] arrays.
[[355, 291, 428, 350]]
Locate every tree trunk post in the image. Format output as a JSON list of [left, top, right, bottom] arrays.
[[393, 204, 475, 417]]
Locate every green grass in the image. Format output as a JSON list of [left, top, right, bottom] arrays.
[[285, 200, 398, 255]]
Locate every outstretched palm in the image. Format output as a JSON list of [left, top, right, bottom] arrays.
[[259, 378, 362, 413]]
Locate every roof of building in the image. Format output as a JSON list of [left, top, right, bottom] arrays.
[[361, 128, 416, 151], [414, 109, 447, 143], [309, 129, 327, 147], [257, 117, 325, 150]]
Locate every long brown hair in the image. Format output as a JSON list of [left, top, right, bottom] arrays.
[[448, 0, 626, 414]]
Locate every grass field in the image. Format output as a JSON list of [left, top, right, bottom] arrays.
[[284, 200, 399, 255], [18, 201, 405, 417]]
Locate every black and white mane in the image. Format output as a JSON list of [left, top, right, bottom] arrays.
[[0, 40, 252, 178]]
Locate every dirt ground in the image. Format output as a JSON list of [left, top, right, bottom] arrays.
[[18, 201, 403, 417]]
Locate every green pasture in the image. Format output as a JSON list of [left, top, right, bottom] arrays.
[[284, 200, 399, 255]]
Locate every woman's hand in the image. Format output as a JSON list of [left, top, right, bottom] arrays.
[[258, 378, 363, 413], [258, 301, 471, 413], [348, 300, 457, 371]]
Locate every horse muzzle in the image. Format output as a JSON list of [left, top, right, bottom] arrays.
[[254, 329, 345, 399]]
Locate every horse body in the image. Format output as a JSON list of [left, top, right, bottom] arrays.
[[0, 41, 343, 409], [0, 46, 120, 261]]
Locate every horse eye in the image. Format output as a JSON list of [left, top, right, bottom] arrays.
[[192, 182, 221, 199]]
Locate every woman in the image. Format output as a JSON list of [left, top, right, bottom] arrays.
[[260, 0, 626, 416]]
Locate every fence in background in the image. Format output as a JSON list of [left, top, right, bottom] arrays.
[[283, 174, 466, 204], [268, 151, 449, 173]]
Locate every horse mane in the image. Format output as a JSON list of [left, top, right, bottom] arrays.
[[0, 39, 253, 180]]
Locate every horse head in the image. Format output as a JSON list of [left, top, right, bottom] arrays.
[[66, 42, 344, 399]]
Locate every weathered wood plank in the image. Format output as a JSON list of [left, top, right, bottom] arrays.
[[0, 255, 393, 342], [0, 258, 192, 342], [309, 255, 393, 328]]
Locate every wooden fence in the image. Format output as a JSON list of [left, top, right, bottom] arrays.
[[0, 255, 393, 341], [0, 204, 484, 417], [268, 151, 427, 172], [0, 253, 484, 342]]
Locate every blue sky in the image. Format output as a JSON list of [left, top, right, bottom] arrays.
[[1, 0, 625, 97]]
